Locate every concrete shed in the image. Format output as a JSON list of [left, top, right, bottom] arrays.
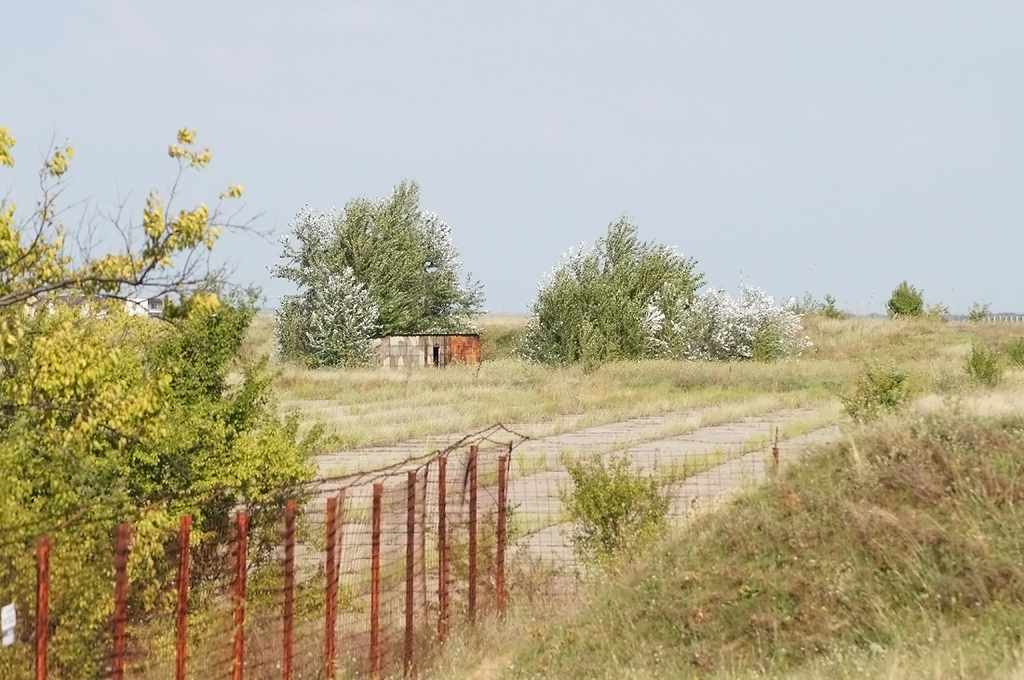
[[373, 334, 481, 368]]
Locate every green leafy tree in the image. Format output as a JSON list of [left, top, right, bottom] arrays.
[[521, 218, 703, 366], [273, 182, 484, 365], [886, 280, 925, 318], [968, 301, 991, 323]]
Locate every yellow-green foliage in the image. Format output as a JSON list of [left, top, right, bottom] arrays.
[[0, 126, 314, 677], [0, 293, 317, 677], [0, 125, 241, 308]]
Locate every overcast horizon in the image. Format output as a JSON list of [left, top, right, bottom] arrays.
[[3, 2, 1022, 316]]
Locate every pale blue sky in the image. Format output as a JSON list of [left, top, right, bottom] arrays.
[[3, 2, 1022, 314]]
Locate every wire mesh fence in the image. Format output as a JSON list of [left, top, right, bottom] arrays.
[[1, 425, 523, 680], [2, 412, 834, 678]]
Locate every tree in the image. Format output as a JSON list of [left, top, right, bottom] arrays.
[[521, 218, 703, 366], [0, 126, 248, 309], [273, 181, 484, 365], [886, 280, 925, 318], [0, 126, 316, 676]]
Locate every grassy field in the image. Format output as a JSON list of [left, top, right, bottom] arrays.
[[244, 314, 1024, 452], [241, 313, 1024, 678]]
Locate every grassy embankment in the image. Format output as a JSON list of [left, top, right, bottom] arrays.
[[243, 314, 1024, 453], [459, 409, 1024, 680]]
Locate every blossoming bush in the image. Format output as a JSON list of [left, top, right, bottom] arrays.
[[675, 286, 811, 361], [276, 264, 379, 368]]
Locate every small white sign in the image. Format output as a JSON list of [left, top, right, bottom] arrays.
[[0, 603, 15, 647]]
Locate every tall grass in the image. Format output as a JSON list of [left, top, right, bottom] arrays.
[[244, 315, 1024, 451], [473, 409, 1024, 679]]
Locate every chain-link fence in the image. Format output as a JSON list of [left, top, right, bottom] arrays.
[[2, 425, 523, 680]]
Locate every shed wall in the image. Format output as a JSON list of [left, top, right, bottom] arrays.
[[373, 335, 481, 368]]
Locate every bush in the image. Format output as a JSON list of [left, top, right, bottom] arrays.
[[1007, 337, 1024, 368], [841, 365, 913, 422], [276, 265, 379, 368], [561, 454, 669, 567], [0, 289, 316, 676], [820, 294, 847, 319], [924, 302, 949, 321], [790, 293, 847, 319], [886, 281, 924, 318], [965, 344, 1002, 386], [521, 218, 703, 366], [968, 302, 991, 323], [675, 286, 811, 362]]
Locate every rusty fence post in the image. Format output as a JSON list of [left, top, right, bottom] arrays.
[[418, 465, 428, 638], [437, 458, 448, 644], [176, 515, 192, 680], [496, 455, 508, 614], [770, 428, 780, 478], [325, 495, 338, 680], [35, 537, 51, 680], [112, 522, 131, 680], [370, 483, 383, 678], [283, 500, 296, 680], [468, 445, 478, 624], [233, 512, 249, 680], [404, 471, 416, 676]]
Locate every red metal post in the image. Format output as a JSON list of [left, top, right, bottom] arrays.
[[112, 522, 130, 680], [283, 500, 296, 680], [370, 483, 383, 678], [437, 458, 448, 644], [325, 494, 338, 680], [233, 512, 249, 680], [404, 471, 416, 676], [176, 515, 192, 680], [35, 537, 50, 680], [496, 455, 508, 614], [468, 445, 479, 623]]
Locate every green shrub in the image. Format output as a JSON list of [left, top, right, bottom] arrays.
[[967, 302, 991, 323], [841, 365, 913, 422], [751, 322, 786, 363], [788, 292, 821, 316], [521, 218, 703, 366], [965, 344, 1002, 386], [1007, 337, 1024, 368], [561, 454, 669, 567], [924, 302, 949, 321], [886, 281, 924, 318]]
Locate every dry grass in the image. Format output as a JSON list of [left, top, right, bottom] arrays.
[[441, 408, 1024, 679], [243, 315, 1024, 452], [231, 315, 1024, 679]]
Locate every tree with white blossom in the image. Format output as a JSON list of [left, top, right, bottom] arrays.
[[273, 182, 483, 366]]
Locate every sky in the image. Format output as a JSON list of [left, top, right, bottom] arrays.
[[3, 2, 1022, 315]]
